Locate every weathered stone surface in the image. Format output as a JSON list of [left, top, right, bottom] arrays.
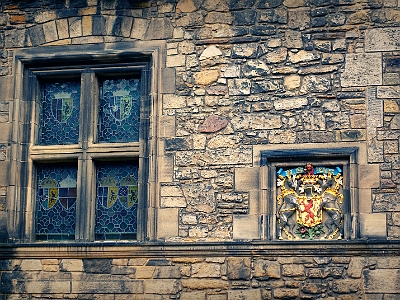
[[228, 79, 251, 95], [227, 257, 251, 280], [366, 27, 400, 52], [363, 269, 400, 293], [289, 50, 320, 64], [83, 259, 112, 274], [253, 259, 281, 279], [341, 53, 382, 87], [274, 97, 308, 110]]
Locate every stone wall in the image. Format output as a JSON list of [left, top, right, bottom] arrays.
[[0, 0, 399, 298]]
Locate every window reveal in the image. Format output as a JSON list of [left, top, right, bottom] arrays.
[[276, 163, 344, 240]]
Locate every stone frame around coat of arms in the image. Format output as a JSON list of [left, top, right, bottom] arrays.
[[260, 147, 359, 241]]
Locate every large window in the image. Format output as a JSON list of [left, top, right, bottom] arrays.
[[11, 47, 155, 242]]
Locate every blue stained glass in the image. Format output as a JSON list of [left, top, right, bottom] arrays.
[[39, 81, 80, 145], [98, 78, 141, 143], [95, 162, 139, 240], [35, 164, 77, 240]]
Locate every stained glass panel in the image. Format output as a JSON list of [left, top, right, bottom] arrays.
[[35, 163, 78, 241], [39, 81, 80, 145], [95, 161, 139, 240], [98, 78, 141, 143]]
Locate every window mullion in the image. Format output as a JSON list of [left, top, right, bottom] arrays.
[[75, 70, 97, 241]]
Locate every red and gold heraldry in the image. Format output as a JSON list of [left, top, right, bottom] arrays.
[[276, 163, 344, 240]]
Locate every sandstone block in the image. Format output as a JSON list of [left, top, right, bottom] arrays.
[[228, 79, 251, 95], [135, 266, 155, 279], [20, 259, 42, 271], [192, 263, 221, 278], [231, 44, 258, 59], [144, 18, 173, 40], [232, 215, 260, 240], [366, 27, 400, 51], [341, 53, 382, 87], [72, 275, 143, 294], [181, 279, 229, 290], [163, 94, 186, 109], [274, 97, 308, 110], [253, 259, 281, 279], [363, 269, 400, 293], [194, 69, 219, 85], [282, 264, 305, 277], [377, 86, 400, 98], [228, 289, 262, 300], [273, 288, 299, 299], [359, 213, 387, 238], [61, 259, 83, 272], [227, 257, 251, 280], [157, 208, 178, 239], [333, 279, 361, 293]]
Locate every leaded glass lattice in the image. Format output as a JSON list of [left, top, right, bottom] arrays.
[[98, 78, 141, 143], [95, 162, 139, 240], [35, 164, 78, 241], [39, 81, 80, 145]]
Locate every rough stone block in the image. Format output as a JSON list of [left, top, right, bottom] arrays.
[[363, 269, 400, 293], [359, 213, 387, 238], [228, 289, 262, 299], [232, 215, 260, 240], [143, 279, 180, 294], [72, 274, 143, 294], [43, 21, 58, 43], [227, 257, 251, 280], [253, 259, 281, 279], [341, 53, 382, 87], [61, 259, 83, 272], [366, 27, 400, 52], [377, 86, 400, 98], [20, 259, 42, 271], [181, 279, 229, 290], [83, 259, 112, 274], [191, 263, 221, 278], [135, 266, 155, 279]]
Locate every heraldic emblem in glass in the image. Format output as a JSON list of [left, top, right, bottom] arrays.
[[276, 163, 344, 240]]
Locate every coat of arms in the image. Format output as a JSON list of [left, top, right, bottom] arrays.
[[52, 92, 73, 122], [98, 176, 138, 209], [39, 176, 77, 210], [276, 163, 344, 240]]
